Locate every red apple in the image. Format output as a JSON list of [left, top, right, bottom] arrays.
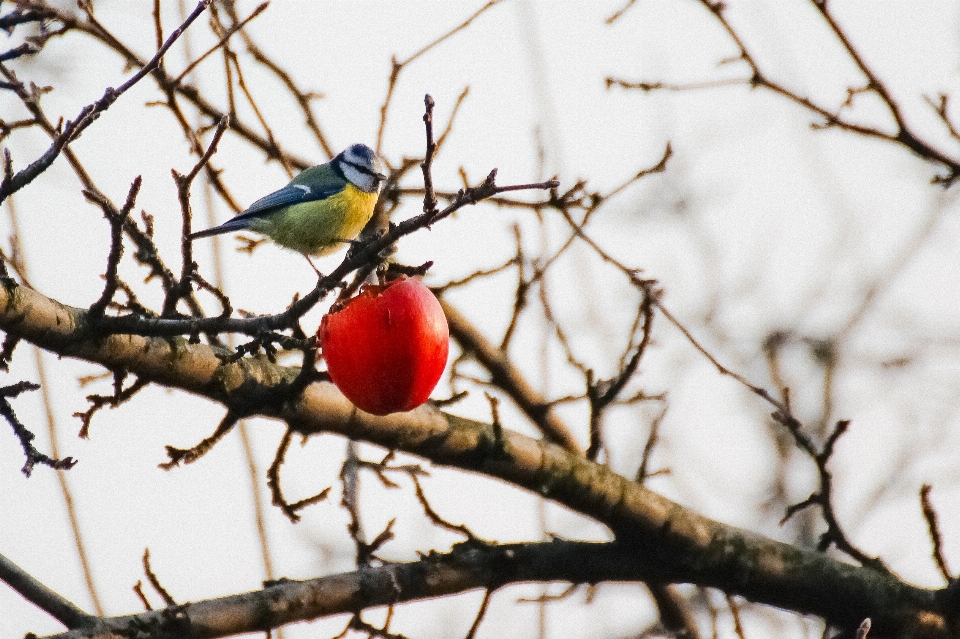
[[318, 276, 449, 415]]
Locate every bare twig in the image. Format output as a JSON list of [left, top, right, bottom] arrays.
[[920, 484, 953, 584], [159, 410, 240, 468], [88, 177, 142, 319], [1, 381, 75, 476], [74, 372, 149, 439], [267, 428, 331, 523], [421, 94, 438, 216], [376, 1, 502, 151], [609, 1, 960, 184], [409, 473, 476, 540], [167, 114, 229, 318], [142, 549, 177, 606], [174, 2, 269, 83], [440, 298, 581, 454], [464, 588, 493, 639], [0, 0, 212, 203]]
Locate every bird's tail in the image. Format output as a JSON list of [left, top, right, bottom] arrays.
[[188, 217, 251, 240]]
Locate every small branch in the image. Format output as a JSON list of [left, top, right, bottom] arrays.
[[421, 94, 438, 216], [345, 610, 407, 639], [726, 593, 746, 639], [267, 428, 330, 523], [132, 581, 152, 611], [159, 410, 239, 468], [1, 380, 75, 476], [88, 177, 142, 319], [777, 419, 885, 570], [924, 93, 960, 144], [376, 1, 502, 152], [464, 588, 493, 639], [920, 484, 953, 584], [606, 0, 637, 24], [174, 2, 269, 83], [636, 406, 668, 484], [649, 583, 703, 639], [609, 0, 960, 184], [409, 472, 476, 540], [167, 115, 230, 318], [225, 3, 334, 158], [74, 372, 149, 439], [142, 549, 177, 606], [0, 551, 93, 629], [0, 0, 212, 204], [586, 280, 658, 459]]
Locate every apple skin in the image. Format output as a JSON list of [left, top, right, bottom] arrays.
[[318, 276, 449, 416]]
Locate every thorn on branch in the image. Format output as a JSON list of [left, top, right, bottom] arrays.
[[384, 260, 433, 279]]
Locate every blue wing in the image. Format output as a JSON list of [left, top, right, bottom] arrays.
[[189, 168, 346, 239], [235, 181, 345, 221]]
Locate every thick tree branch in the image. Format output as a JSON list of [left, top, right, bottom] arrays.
[[27, 540, 745, 639], [0, 552, 94, 630], [0, 279, 947, 638]]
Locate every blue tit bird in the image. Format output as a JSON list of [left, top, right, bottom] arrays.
[[190, 143, 387, 264]]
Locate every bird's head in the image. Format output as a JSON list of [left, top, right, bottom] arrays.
[[336, 143, 387, 194]]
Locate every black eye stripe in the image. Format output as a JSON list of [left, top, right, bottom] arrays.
[[344, 160, 382, 179]]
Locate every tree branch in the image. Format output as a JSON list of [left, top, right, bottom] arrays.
[[0, 552, 94, 629], [0, 278, 947, 638]]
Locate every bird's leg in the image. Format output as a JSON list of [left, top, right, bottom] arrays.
[[304, 255, 323, 278]]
